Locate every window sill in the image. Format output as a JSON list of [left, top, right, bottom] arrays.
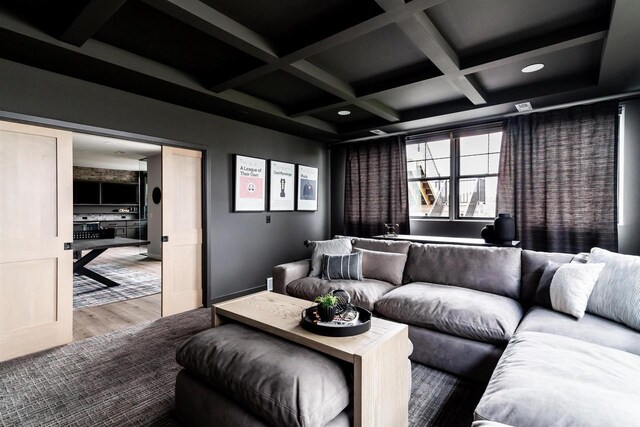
[[410, 217, 494, 223]]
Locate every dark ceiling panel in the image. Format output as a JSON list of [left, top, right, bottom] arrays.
[[237, 71, 342, 112], [310, 105, 376, 126], [201, 0, 384, 55], [427, 0, 612, 58], [473, 40, 604, 92], [92, 1, 264, 85], [374, 78, 465, 110], [0, 0, 89, 37], [308, 24, 439, 88]]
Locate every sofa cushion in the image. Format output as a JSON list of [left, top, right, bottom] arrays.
[[475, 331, 640, 427], [287, 276, 394, 311], [517, 306, 640, 356], [548, 263, 605, 319], [521, 250, 574, 307], [587, 247, 640, 331], [309, 238, 352, 277], [321, 252, 363, 281], [375, 283, 524, 344], [354, 248, 407, 286], [335, 236, 411, 254], [403, 244, 522, 299], [176, 323, 351, 427]]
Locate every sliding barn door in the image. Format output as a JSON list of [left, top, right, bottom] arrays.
[[0, 121, 73, 361], [161, 146, 203, 316]]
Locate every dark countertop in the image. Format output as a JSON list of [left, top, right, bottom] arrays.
[[72, 237, 151, 251]]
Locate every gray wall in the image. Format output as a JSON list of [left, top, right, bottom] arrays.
[[0, 58, 329, 303], [619, 99, 640, 255]]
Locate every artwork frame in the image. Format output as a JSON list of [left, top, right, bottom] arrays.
[[234, 154, 266, 212], [268, 160, 296, 212], [296, 164, 318, 211]]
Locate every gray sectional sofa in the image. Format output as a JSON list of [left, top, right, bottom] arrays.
[[273, 237, 640, 426]]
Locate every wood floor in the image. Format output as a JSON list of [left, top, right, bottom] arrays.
[[73, 246, 162, 342]]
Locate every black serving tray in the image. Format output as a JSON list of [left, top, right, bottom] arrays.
[[300, 306, 372, 337]]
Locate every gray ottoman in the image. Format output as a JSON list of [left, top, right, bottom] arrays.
[[175, 323, 352, 427]]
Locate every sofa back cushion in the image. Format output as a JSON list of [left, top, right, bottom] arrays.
[[334, 235, 411, 254], [521, 250, 574, 306], [354, 248, 407, 286], [403, 244, 522, 299]]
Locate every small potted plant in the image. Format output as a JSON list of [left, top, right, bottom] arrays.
[[314, 293, 339, 322]]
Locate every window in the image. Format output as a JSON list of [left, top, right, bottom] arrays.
[[407, 127, 503, 219]]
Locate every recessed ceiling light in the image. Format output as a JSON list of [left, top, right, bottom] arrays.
[[114, 151, 125, 154], [521, 63, 544, 73], [515, 102, 533, 112], [337, 110, 351, 116], [370, 129, 387, 135]]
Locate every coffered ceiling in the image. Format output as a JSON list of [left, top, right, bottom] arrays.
[[0, 0, 638, 142]]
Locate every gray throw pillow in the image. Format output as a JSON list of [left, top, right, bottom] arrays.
[[308, 238, 352, 277], [354, 248, 407, 286], [321, 252, 363, 281], [587, 248, 640, 330], [549, 263, 605, 318]]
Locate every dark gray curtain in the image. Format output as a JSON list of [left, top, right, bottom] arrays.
[[344, 135, 410, 237], [497, 102, 618, 253]]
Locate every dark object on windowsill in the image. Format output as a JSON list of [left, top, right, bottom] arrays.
[[494, 213, 516, 244], [481, 225, 495, 243]]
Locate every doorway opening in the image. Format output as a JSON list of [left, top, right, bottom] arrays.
[[71, 133, 162, 341]]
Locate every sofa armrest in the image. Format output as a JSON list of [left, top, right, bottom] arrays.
[[273, 259, 310, 294]]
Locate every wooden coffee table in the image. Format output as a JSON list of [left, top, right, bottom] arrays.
[[212, 291, 409, 427]]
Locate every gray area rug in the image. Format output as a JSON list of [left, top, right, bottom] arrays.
[[73, 264, 160, 309], [0, 308, 485, 427]]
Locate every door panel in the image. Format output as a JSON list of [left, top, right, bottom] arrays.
[[0, 121, 73, 361], [161, 146, 203, 316]]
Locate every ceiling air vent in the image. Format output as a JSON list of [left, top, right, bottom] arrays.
[[515, 102, 533, 112], [370, 129, 387, 135]]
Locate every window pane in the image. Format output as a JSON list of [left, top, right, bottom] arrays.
[[489, 132, 502, 153], [460, 154, 489, 176], [460, 134, 489, 156], [407, 160, 425, 178], [406, 143, 425, 161], [425, 158, 450, 178], [426, 139, 450, 159], [408, 179, 450, 217], [488, 153, 500, 174], [458, 177, 498, 218]]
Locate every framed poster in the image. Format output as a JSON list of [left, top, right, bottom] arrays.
[[234, 155, 266, 212], [268, 160, 295, 211], [296, 164, 318, 211]]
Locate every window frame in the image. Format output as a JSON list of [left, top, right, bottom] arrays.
[[407, 124, 503, 221]]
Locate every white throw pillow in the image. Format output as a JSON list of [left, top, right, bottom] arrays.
[[549, 263, 605, 319], [587, 248, 640, 331], [308, 238, 352, 277]]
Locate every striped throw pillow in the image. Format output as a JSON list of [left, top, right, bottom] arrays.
[[321, 252, 363, 281]]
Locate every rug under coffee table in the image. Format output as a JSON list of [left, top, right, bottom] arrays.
[[212, 291, 409, 427]]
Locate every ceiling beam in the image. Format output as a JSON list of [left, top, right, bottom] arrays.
[[0, 11, 337, 135], [289, 27, 607, 117], [387, 5, 486, 104], [139, 0, 278, 63], [208, 0, 446, 92], [599, 0, 640, 91], [286, 60, 400, 121], [140, 0, 400, 121], [60, 0, 127, 47]]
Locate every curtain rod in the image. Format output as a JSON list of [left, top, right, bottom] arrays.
[[332, 91, 640, 146]]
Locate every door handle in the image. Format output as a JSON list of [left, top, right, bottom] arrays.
[[64, 242, 73, 250], [162, 236, 169, 242]]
